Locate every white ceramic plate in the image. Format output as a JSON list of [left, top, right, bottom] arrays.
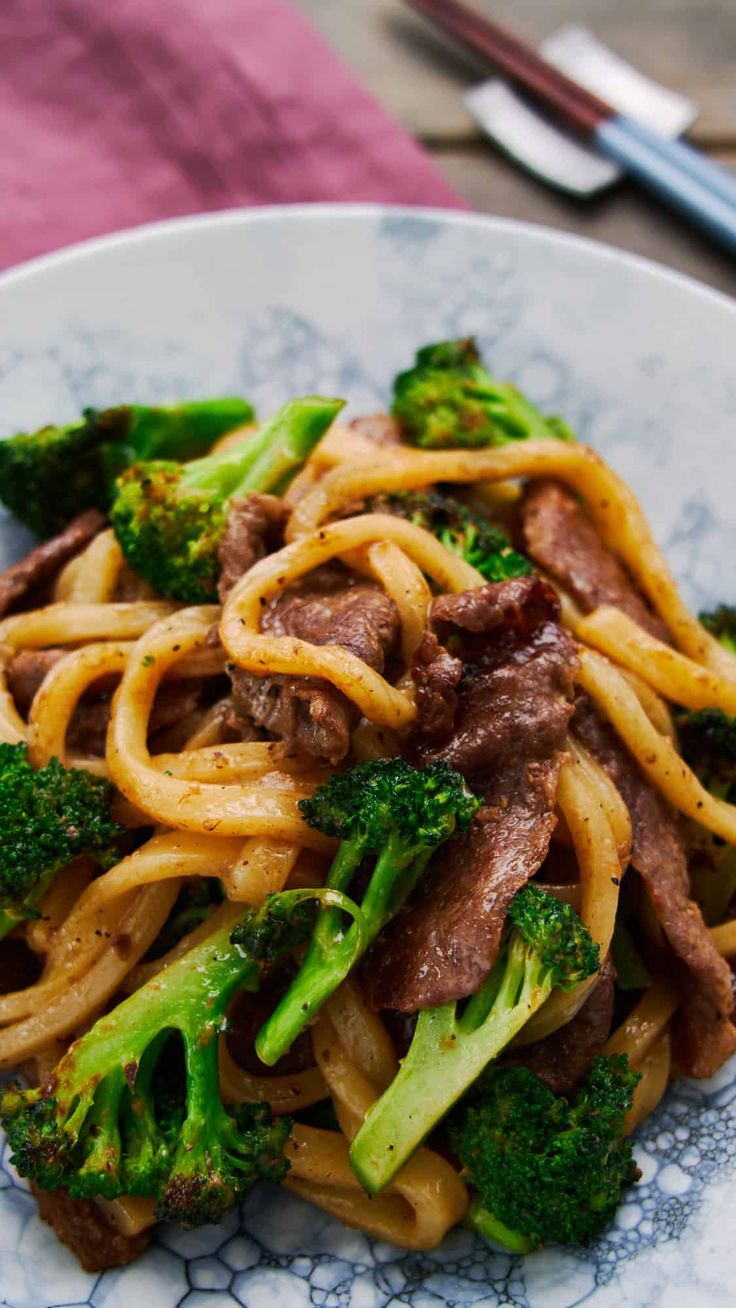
[[0, 205, 735, 1308]]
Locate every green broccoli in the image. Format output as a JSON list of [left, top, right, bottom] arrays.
[[253, 758, 480, 1068], [701, 604, 736, 657], [678, 708, 736, 800], [0, 901, 315, 1223], [677, 608, 736, 922], [0, 398, 253, 538], [0, 741, 123, 942], [391, 339, 575, 449], [110, 395, 343, 603], [349, 884, 599, 1194], [144, 877, 225, 960], [375, 490, 531, 581], [452, 1057, 640, 1251]]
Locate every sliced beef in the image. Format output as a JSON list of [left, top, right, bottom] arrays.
[[573, 696, 735, 1034], [5, 648, 64, 714], [411, 577, 578, 781], [350, 414, 402, 447], [366, 576, 578, 1012], [0, 510, 106, 618], [228, 672, 355, 762], [6, 647, 202, 753], [520, 480, 669, 642], [228, 565, 400, 764], [227, 975, 314, 1075], [507, 959, 616, 1095], [65, 681, 205, 757], [264, 564, 399, 662], [217, 493, 288, 602], [30, 1184, 150, 1272], [0, 937, 42, 993], [673, 989, 736, 1079]]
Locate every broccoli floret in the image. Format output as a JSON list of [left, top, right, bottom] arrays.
[[375, 491, 531, 581], [0, 399, 253, 539], [349, 884, 599, 1194], [677, 706, 736, 923], [110, 395, 343, 603], [0, 742, 123, 941], [253, 758, 480, 1068], [678, 706, 736, 922], [677, 609, 736, 923], [0, 904, 310, 1222], [452, 1056, 640, 1250], [701, 604, 736, 657], [678, 603, 736, 801], [679, 708, 736, 792], [391, 339, 575, 449]]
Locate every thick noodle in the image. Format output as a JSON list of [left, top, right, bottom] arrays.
[[54, 529, 124, 604], [578, 606, 736, 712], [220, 513, 483, 731], [515, 744, 625, 1046], [0, 881, 178, 1067], [285, 984, 468, 1250], [578, 648, 736, 844], [287, 441, 736, 676], [107, 607, 331, 845]]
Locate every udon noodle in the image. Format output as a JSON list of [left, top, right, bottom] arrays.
[[1, 394, 735, 1264]]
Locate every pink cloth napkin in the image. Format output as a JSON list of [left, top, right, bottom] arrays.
[[0, 0, 465, 271]]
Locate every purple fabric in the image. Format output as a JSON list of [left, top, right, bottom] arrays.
[[0, 0, 465, 271]]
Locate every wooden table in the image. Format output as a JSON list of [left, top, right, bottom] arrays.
[[297, 0, 736, 296]]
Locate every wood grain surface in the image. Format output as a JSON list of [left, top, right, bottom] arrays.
[[297, 0, 736, 293]]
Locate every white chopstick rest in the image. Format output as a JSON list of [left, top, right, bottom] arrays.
[[465, 24, 697, 198]]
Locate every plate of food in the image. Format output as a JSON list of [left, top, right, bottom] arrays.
[[0, 204, 734, 1308]]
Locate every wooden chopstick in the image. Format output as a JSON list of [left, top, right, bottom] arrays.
[[403, 0, 611, 135]]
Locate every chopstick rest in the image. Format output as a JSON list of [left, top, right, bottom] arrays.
[[405, 0, 736, 253], [465, 25, 697, 198]]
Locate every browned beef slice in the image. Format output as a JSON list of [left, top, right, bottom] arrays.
[[350, 414, 402, 446], [673, 989, 736, 1079], [412, 577, 578, 782], [507, 960, 616, 1095], [365, 577, 578, 1012], [229, 671, 354, 762], [217, 493, 288, 602], [6, 647, 201, 751], [573, 697, 735, 1027], [228, 566, 400, 763], [520, 480, 669, 642], [64, 681, 204, 757], [228, 977, 314, 1075], [30, 1184, 150, 1271], [5, 648, 64, 713], [0, 510, 106, 618], [0, 938, 42, 993]]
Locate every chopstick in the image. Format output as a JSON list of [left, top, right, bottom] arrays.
[[405, 0, 610, 134], [403, 0, 736, 254]]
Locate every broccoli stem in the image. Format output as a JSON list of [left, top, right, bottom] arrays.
[[123, 398, 254, 462], [0, 909, 18, 942], [61, 921, 259, 1097], [466, 1197, 536, 1255], [254, 870, 375, 1066], [254, 835, 432, 1068], [179, 395, 343, 499], [76, 1066, 126, 1197], [122, 1033, 172, 1194], [350, 936, 551, 1195], [173, 1027, 233, 1186]]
